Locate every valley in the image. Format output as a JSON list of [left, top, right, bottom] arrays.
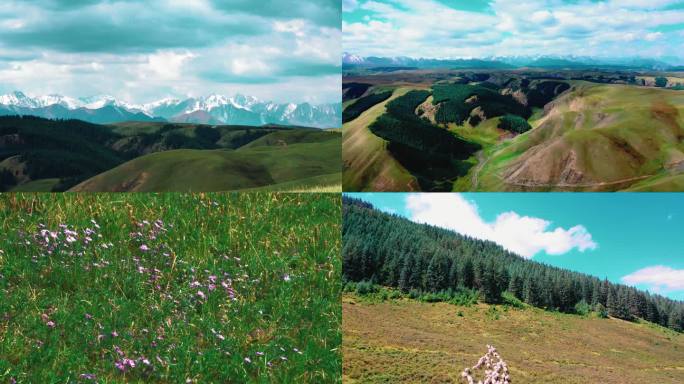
[[0, 116, 341, 192], [342, 66, 684, 191]]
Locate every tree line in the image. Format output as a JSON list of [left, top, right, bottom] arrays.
[[342, 197, 684, 332]]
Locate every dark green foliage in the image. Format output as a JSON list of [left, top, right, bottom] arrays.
[[369, 91, 481, 191], [574, 300, 591, 316], [655, 76, 668, 88], [343, 82, 372, 101], [341, 197, 684, 332], [0, 168, 17, 191], [432, 83, 532, 125], [194, 125, 221, 143], [468, 114, 482, 127], [498, 114, 532, 134], [526, 81, 570, 108], [342, 91, 392, 123]]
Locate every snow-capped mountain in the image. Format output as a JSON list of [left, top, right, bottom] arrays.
[[0, 91, 341, 128], [343, 53, 682, 71]]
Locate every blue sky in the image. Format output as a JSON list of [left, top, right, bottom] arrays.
[[347, 193, 684, 301], [0, 0, 341, 104], [343, 0, 684, 63]]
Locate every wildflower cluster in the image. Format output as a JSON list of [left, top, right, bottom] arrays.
[[461, 345, 511, 384]]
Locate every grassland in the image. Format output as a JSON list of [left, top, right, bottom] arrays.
[[70, 132, 341, 192], [0, 116, 341, 192], [0, 193, 341, 383], [474, 82, 684, 191], [343, 293, 684, 384], [342, 87, 419, 191]]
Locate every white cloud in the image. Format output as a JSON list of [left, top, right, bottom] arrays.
[[622, 266, 684, 292], [405, 194, 597, 258], [343, 0, 358, 12], [146, 51, 195, 79], [344, 0, 684, 61]]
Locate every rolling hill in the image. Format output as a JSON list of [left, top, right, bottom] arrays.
[[0, 116, 341, 192], [342, 69, 684, 191], [477, 82, 684, 191], [70, 132, 341, 192]]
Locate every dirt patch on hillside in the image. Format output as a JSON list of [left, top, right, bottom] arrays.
[[416, 96, 437, 124]]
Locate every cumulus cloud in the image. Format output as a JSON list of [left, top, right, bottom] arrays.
[[622, 266, 684, 293], [405, 194, 597, 258], [0, 0, 341, 104], [344, 0, 684, 62]]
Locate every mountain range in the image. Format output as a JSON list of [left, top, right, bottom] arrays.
[[342, 53, 684, 71], [0, 91, 341, 128]]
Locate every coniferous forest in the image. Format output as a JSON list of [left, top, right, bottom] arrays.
[[342, 197, 684, 333]]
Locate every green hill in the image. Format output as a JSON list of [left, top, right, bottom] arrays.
[[0, 116, 340, 191], [71, 132, 341, 192], [474, 82, 684, 191]]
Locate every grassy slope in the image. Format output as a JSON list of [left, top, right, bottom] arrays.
[[343, 295, 684, 384], [342, 87, 419, 191], [9, 178, 61, 192], [474, 83, 684, 191], [70, 131, 341, 192], [0, 193, 341, 383]]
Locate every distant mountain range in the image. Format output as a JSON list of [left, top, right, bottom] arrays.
[[342, 53, 684, 71], [0, 91, 341, 128]]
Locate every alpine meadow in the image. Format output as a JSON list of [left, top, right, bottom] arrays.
[[342, 194, 684, 383], [342, 0, 684, 191], [0, 193, 341, 383], [0, 0, 342, 192]]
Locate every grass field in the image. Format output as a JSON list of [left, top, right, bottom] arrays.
[[70, 134, 341, 192], [342, 87, 419, 191], [343, 293, 684, 384], [0, 193, 341, 383]]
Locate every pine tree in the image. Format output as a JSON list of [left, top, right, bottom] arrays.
[[508, 273, 523, 299], [461, 258, 474, 288], [398, 254, 414, 292]]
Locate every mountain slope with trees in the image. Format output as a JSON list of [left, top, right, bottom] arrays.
[[342, 197, 684, 332]]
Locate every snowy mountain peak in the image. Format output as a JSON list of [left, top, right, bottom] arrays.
[[0, 91, 341, 128]]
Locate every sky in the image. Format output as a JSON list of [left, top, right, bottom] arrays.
[[346, 193, 684, 301], [343, 0, 684, 62], [0, 0, 341, 104]]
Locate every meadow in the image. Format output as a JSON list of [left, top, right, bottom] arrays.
[[343, 293, 684, 384], [0, 193, 341, 383], [342, 69, 684, 192]]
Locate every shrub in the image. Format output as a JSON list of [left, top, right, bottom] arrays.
[[501, 291, 525, 309], [498, 114, 532, 134], [594, 303, 609, 318], [655, 76, 668, 88], [574, 300, 591, 316], [355, 280, 377, 295], [450, 288, 479, 307]]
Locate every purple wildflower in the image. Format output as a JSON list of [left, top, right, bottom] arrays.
[[46, 321, 55, 328], [140, 244, 149, 252], [197, 290, 206, 300]]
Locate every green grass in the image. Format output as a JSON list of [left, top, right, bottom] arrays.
[[70, 134, 341, 192], [0, 193, 341, 383], [473, 83, 684, 191]]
